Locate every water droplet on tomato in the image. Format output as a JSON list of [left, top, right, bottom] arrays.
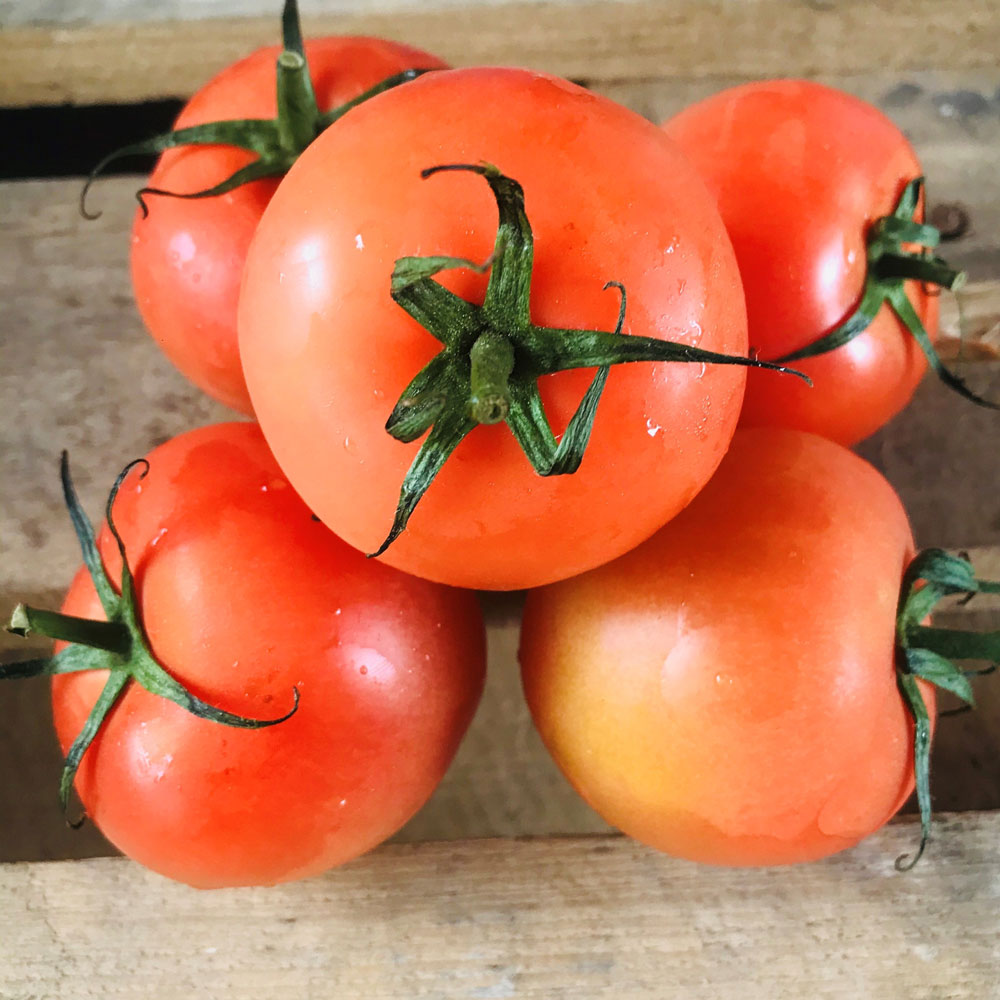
[[169, 231, 197, 265], [360, 665, 368, 675]]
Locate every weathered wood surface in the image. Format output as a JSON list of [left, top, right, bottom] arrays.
[[1, 813, 999, 1000], [3, 171, 1000, 867], [3, 0, 1000, 107]]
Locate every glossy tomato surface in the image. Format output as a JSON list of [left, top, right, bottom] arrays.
[[663, 80, 938, 445], [52, 422, 485, 888], [240, 67, 750, 590], [131, 38, 446, 413], [520, 428, 933, 865]]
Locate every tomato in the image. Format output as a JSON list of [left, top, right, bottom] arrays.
[[663, 80, 944, 446], [129, 37, 446, 414], [520, 428, 936, 865], [45, 422, 484, 888], [239, 67, 751, 591]]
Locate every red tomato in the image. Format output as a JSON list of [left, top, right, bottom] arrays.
[[51, 422, 485, 888], [239, 67, 750, 590], [131, 38, 446, 414], [520, 428, 934, 865], [663, 80, 939, 445]]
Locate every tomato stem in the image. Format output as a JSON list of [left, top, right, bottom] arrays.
[[7, 603, 131, 655], [469, 331, 515, 424], [372, 162, 811, 555], [78, 0, 437, 218], [872, 251, 965, 291], [275, 49, 321, 152], [894, 548, 1000, 868]]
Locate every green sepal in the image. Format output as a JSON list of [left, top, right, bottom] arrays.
[[80, 121, 285, 219], [61, 450, 118, 617], [774, 177, 997, 409], [371, 403, 477, 557], [133, 158, 290, 218], [391, 260, 486, 349], [777, 281, 886, 363], [506, 369, 609, 477], [385, 354, 455, 442], [888, 288, 1000, 411], [3, 453, 300, 823], [81, 0, 435, 219], [374, 162, 809, 553], [60, 671, 131, 823], [905, 625, 1000, 666], [0, 644, 112, 681], [904, 647, 976, 705], [895, 672, 931, 871], [521, 323, 810, 379], [317, 68, 433, 130], [893, 547, 1000, 867]]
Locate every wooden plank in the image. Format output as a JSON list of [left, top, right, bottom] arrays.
[[2, 170, 1000, 863], [1, 814, 998, 999], [938, 279, 1000, 360], [2, 0, 999, 107]]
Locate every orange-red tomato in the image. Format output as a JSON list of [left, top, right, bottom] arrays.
[[663, 80, 939, 445], [51, 422, 485, 888], [520, 428, 934, 865], [131, 38, 446, 414], [239, 67, 749, 590]]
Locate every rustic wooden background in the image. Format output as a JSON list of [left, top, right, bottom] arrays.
[[1, 1, 999, 995]]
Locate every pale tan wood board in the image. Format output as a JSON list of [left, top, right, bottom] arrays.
[[1, 9, 1000, 991], [1, 814, 999, 999], [2, 0, 1000, 107]]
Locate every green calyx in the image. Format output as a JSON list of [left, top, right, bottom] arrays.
[[894, 548, 1000, 869], [777, 178, 999, 410], [80, 0, 434, 219], [2, 453, 298, 823], [372, 162, 810, 556]]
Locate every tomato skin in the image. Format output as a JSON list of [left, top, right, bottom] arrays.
[[663, 80, 938, 446], [520, 428, 934, 865], [131, 38, 447, 414], [51, 422, 485, 888], [239, 67, 749, 590]]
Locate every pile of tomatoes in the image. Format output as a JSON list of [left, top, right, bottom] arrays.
[[7, 1, 998, 888]]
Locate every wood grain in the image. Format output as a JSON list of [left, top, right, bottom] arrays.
[[2, 164, 1000, 863], [1, 813, 999, 999], [2, 0, 999, 107]]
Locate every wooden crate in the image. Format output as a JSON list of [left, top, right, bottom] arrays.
[[2, 1, 999, 995]]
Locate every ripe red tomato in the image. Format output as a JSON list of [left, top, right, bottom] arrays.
[[49, 422, 485, 887], [239, 67, 751, 590], [663, 80, 942, 445], [520, 428, 934, 865], [130, 37, 446, 414]]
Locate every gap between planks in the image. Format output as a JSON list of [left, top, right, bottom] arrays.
[[2, 0, 999, 107]]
